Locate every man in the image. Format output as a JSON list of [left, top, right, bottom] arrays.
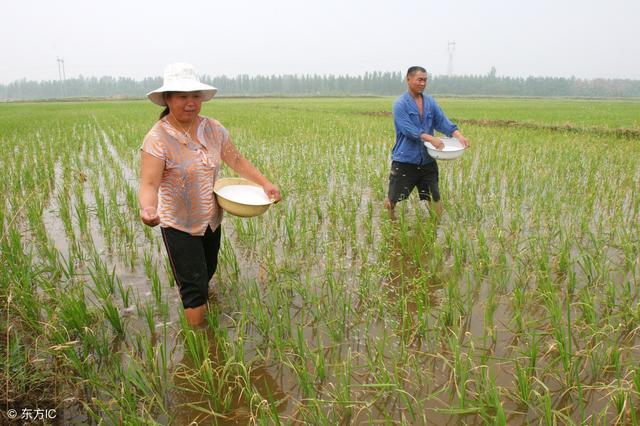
[[384, 66, 469, 219]]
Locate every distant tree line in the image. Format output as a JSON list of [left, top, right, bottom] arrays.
[[2, 71, 639, 100]]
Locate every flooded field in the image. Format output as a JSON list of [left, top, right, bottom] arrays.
[[1, 97, 640, 424]]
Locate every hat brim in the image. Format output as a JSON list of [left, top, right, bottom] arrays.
[[146, 79, 218, 106]]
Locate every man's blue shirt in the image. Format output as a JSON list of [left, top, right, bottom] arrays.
[[391, 92, 458, 165]]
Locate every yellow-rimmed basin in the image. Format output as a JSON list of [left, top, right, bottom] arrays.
[[214, 178, 273, 218]]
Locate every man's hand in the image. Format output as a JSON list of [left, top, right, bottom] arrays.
[[421, 134, 444, 150], [430, 137, 445, 150], [452, 130, 470, 148]]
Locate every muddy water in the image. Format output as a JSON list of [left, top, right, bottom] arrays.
[[204, 197, 635, 424], [170, 328, 290, 425], [39, 198, 631, 425], [30, 124, 638, 424]]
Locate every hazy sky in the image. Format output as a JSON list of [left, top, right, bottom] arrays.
[[2, 0, 639, 84]]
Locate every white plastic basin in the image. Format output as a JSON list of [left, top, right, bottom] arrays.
[[424, 137, 466, 160]]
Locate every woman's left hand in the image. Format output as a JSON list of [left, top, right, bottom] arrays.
[[263, 182, 282, 203]]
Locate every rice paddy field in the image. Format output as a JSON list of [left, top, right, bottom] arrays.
[[2, 96, 640, 425]]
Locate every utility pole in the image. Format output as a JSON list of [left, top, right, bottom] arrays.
[[447, 41, 456, 76], [57, 57, 66, 97]]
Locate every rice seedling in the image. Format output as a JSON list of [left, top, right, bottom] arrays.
[[1, 97, 639, 424]]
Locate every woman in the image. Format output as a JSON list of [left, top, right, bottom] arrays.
[[138, 63, 281, 327]]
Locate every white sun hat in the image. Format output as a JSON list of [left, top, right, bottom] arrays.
[[146, 62, 218, 106]]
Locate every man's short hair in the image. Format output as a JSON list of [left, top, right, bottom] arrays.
[[407, 66, 427, 77]]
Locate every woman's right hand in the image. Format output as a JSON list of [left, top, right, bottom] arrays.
[[262, 181, 282, 204], [140, 206, 160, 227]]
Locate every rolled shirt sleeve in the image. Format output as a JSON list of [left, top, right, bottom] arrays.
[[432, 100, 458, 137], [393, 100, 423, 142]]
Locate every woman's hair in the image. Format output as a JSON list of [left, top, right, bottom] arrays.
[[159, 92, 174, 119]]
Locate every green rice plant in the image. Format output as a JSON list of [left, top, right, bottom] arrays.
[[439, 272, 463, 330], [90, 174, 111, 233], [87, 253, 119, 300], [314, 333, 327, 384], [73, 185, 91, 240], [543, 289, 573, 380], [629, 400, 639, 426], [56, 187, 75, 241], [117, 279, 132, 310], [284, 203, 297, 246], [259, 381, 284, 426], [140, 301, 156, 336], [289, 354, 315, 399], [587, 340, 608, 383], [149, 262, 163, 306], [124, 225, 139, 268], [512, 284, 526, 334], [514, 359, 532, 405], [539, 384, 554, 426], [219, 236, 240, 282], [609, 345, 622, 379], [578, 286, 597, 327], [91, 176, 113, 249], [124, 183, 138, 211], [478, 366, 506, 425], [86, 354, 168, 424], [55, 286, 94, 336], [102, 297, 125, 336], [142, 219, 155, 244], [633, 368, 640, 395], [447, 332, 471, 409], [82, 323, 113, 362], [612, 389, 628, 421], [512, 331, 541, 411], [484, 281, 498, 341], [182, 327, 209, 368], [336, 348, 354, 421], [163, 255, 176, 287], [25, 197, 48, 248]]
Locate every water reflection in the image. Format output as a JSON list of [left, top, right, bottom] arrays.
[[383, 204, 444, 310]]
